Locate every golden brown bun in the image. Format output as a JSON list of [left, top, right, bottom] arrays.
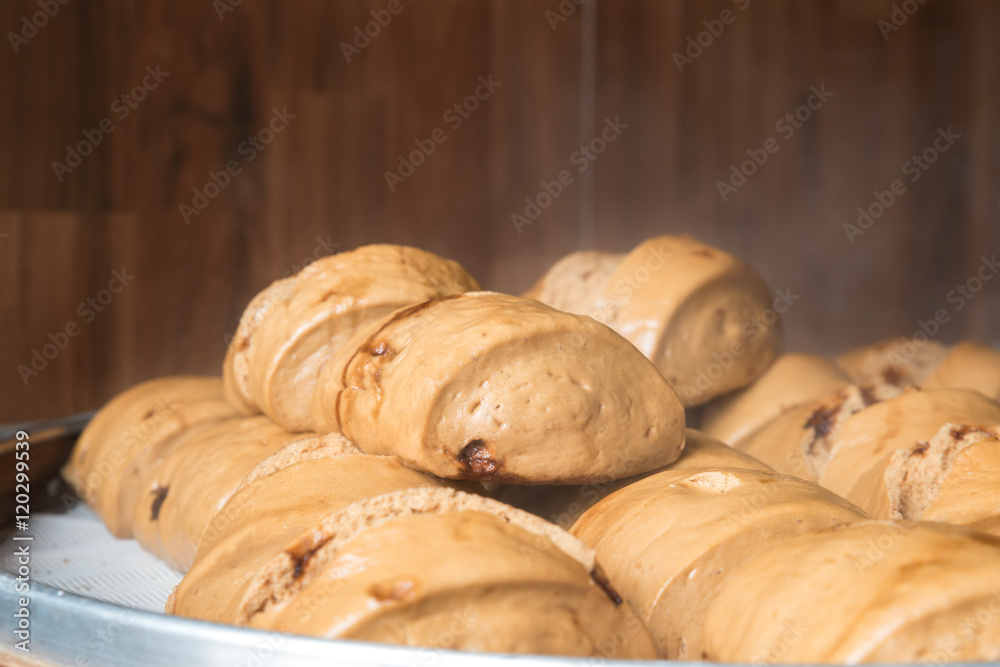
[[63, 376, 239, 538], [819, 388, 1000, 498], [221, 277, 295, 416], [601, 237, 781, 406], [223, 245, 480, 432], [214, 487, 655, 658], [703, 521, 1000, 663], [317, 291, 685, 484], [526, 236, 781, 407], [919, 433, 1000, 535], [847, 423, 1000, 533], [521, 250, 626, 312], [493, 429, 771, 528], [734, 384, 902, 480], [701, 353, 851, 446], [169, 447, 448, 622], [836, 336, 949, 387], [128, 416, 317, 570], [923, 341, 1000, 400], [836, 338, 1000, 401], [571, 467, 865, 658]]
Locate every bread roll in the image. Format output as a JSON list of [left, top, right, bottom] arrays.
[[493, 429, 771, 528], [525, 236, 781, 407], [169, 444, 449, 622], [916, 431, 1000, 535], [846, 423, 1000, 533], [64, 376, 239, 538], [606, 237, 781, 405], [818, 388, 1000, 499], [836, 337, 949, 387], [923, 341, 1000, 400], [838, 338, 1000, 400], [703, 521, 1000, 663], [521, 250, 625, 310], [701, 353, 851, 446], [734, 384, 901, 480], [316, 291, 685, 484], [571, 467, 865, 658], [223, 245, 479, 432], [207, 487, 655, 658], [128, 416, 320, 570]]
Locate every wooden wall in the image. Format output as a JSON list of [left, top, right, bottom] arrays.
[[2, 0, 998, 423]]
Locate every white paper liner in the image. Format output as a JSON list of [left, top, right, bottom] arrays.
[[0, 502, 181, 613]]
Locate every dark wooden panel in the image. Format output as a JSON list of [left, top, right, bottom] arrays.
[[592, 0, 1000, 354], [485, 0, 583, 291], [1, 0, 997, 425], [0, 0, 578, 422]]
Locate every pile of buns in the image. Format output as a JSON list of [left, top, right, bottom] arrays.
[[64, 238, 1000, 663]]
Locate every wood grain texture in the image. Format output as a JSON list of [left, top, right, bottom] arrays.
[[1, 0, 997, 424], [591, 0, 1000, 354]]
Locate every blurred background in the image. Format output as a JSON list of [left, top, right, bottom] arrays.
[[2, 0, 998, 423]]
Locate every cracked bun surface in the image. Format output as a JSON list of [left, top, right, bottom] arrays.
[[169, 445, 450, 621], [818, 388, 1000, 499], [525, 236, 781, 407], [571, 467, 865, 659], [315, 291, 685, 484], [223, 244, 480, 432], [180, 487, 656, 658]]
